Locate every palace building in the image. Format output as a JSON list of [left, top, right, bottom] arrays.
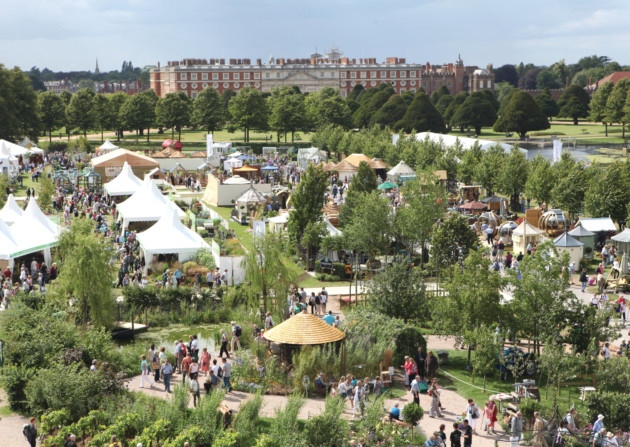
[[149, 49, 495, 99]]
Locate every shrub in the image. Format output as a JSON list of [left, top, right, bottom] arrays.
[[585, 391, 630, 431], [518, 398, 541, 422], [0, 364, 35, 412], [393, 328, 427, 367], [402, 403, 424, 425], [303, 397, 347, 447]]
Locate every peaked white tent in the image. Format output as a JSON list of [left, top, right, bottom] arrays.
[[223, 175, 251, 185], [103, 161, 142, 196], [98, 139, 119, 153], [387, 160, 415, 181], [10, 198, 62, 267], [512, 221, 545, 255], [137, 207, 210, 269], [0, 194, 24, 225], [0, 142, 19, 177], [0, 218, 20, 265], [0, 139, 44, 156], [117, 176, 185, 230]]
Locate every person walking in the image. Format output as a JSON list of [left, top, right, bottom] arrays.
[[161, 359, 174, 393], [140, 354, 153, 388], [465, 399, 480, 434], [429, 380, 443, 418], [511, 411, 524, 442], [230, 321, 242, 353], [450, 422, 462, 447], [579, 269, 588, 293], [533, 411, 548, 447], [189, 375, 201, 407], [483, 399, 498, 434], [23, 417, 37, 447], [219, 329, 230, 358], [221, 357, 232, 392]]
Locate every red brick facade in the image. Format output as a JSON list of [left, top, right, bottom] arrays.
[[150, 54, 495, 98]]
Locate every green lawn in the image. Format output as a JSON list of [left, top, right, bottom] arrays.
[[467, 122, 628, 144], [438, 349, 586, 416]]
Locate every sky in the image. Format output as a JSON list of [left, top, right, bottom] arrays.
[[2, 0, 629, 73]]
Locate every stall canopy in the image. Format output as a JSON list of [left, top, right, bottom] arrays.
[[103, 161, 142, 196], [387, 160, 415, 181], [235, 186, 267, 206], [10, 198, 62, 267], [264, 311, 345, 345], [222, 175, 251, 185], [0, 194, 24, 225], [137, 207, 210, 266], [98, 139, 119, 153], [0, 139, 44, 156], [0, 142, 19, 176], [117, 176, 185, 229], [0, 218, 19, 262]]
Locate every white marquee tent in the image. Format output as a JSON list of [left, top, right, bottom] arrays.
[[137, 207, 210, 269], [387, 160, 415, 181], [0, 139, 44, 157], [0, 218, 20, 264], [104, 161, 142, 196], [98, 139, 119, 153], [9, 198, 62, 267], [0, 194, 24, 225], [0, 142, 19, 177], [117, 176, 185, 230]]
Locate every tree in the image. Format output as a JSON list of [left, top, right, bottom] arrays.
[[517, 68, 542, 90], [156, 91, 192, 140], [432, 250, 503, 367], [584, 162, 629, 223], [37, 170, 55, 211], [267, 86, 306, 142], [52, 219, 115, 327], [353, 90, 392, 128], [92, 94, 111, 143], [394, 171, 445, 268], [535, 68, 562, 89], [493, 90, 550, 139], [228, 87, 268, 142], [287, 164, 328, 261], [498, 147, 528, 210], [395, 92, 446, 133], [534, 89, 559, 121], [605, 79, 630, 137], [557, 84, 590, 125], [367, 262, 428, 323], [431, 213, 479, 271], [493, 64, 519, 86], [506, 241, 577, 356], [451, 92, 497, 135], [525, 155, 555, 206], [38, 91, 66, 144], [590, 81, 614, 136], [120, 91, 157, 142], [351, 161, 378, 193], [305, 87, 352, 129], [108, 92, 128, 140], [344, 191, 392, 263], [475, 145, 506, 197], [552, 153, 586, 218], [372, 94, 408, 128], [468, 326, 504, 390], [191, 87, 226, 136], [458, 143, 482, 185], [442, 92, 467, 132], [242, 233, 295, 315], [538, 339, 585, 403], [66, 88, 96, 137], [0, 66, 40, 141]]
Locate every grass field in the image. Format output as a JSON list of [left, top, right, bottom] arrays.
[[438, 350, 587, 417]]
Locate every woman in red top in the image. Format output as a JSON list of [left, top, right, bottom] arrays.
[[402, 356, 414, 387], [200, 347, 210, 376], [483, 399, 498, 434]]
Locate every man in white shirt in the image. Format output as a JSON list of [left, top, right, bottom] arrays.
[[221, 357, 232, 392]]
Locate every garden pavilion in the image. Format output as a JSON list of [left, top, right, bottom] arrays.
[[264, 311, 345, 363]]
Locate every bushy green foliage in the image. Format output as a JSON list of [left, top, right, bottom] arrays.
[[263, 396, 304, 447], [303, 397, 348, 447], [518, 398, 541, 421], [0, 363, 35, 412], [25, 361, 125, 420], [234, 392, 264, 446], [402, 402, 424, 425], [585, 392, 630, 434]]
